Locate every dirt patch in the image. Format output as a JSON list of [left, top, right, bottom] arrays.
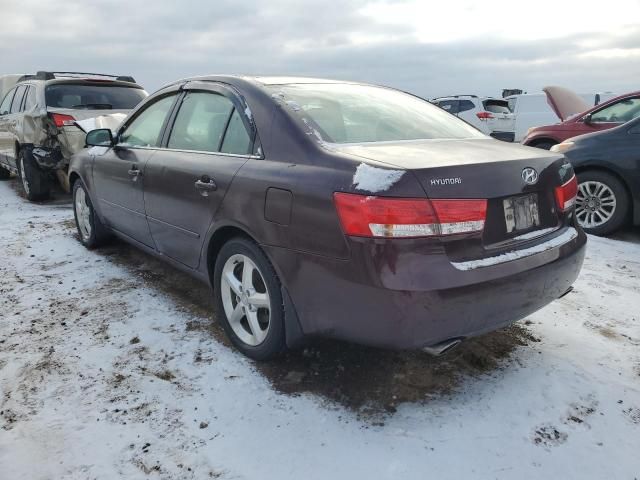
[[533, 425, 568, 447], [83, 233, 536, 417]]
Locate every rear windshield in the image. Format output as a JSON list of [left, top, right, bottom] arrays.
[[482, 100, 511, 114], [268, 83, 484, 143], [45, 83, 146, 110]]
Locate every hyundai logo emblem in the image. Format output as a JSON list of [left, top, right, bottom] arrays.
[[522, 167, 539, 185]]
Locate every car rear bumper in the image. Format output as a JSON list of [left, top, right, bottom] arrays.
[[264, 225, 586, 349]]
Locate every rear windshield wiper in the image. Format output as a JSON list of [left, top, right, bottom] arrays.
[[70, 103, 113, 110]]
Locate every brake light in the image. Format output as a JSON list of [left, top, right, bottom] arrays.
[[50, 113, 76, 127], [554, 175, 578, 212], [333, 193, 487, 238], [476, 111, 494, 120]]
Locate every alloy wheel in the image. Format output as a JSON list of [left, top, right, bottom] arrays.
[[20, 155, 30, 195], [220, 254, 271, 346], [74, 187, 92, 241], [576, 181, 617, 229]]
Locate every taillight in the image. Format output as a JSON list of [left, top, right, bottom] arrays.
[[333, 193, 487, 238], [555, 174, 578, 212], [50, 113, 76, 128], [476, 111, 494, 120]]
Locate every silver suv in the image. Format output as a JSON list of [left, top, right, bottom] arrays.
[[0, 71, 146, 200]]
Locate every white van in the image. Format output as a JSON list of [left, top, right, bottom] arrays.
[[507, 91, 616, 142]]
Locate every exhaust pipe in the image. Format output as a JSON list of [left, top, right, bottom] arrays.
[[422, 337, 463, 356]]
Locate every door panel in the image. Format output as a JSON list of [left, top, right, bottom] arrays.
[[144, 150, 248, 268], [93, 147, 155, 246], [143, 90, 254, 268]]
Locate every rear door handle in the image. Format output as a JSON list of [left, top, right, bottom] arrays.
[[195, 176, 217, 196], [128, 166, 142, 176]]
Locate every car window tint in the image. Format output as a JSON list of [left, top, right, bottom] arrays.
[[10, 85, 26, 113], [168, 92, 234, 152], [483, 100, 510, 114], [270, 85, 484, 143], [220, 108, 251, 155], [45, 84, 147, 110], [458, 100, 475, 113], [119, 94, 176, 147], [0, 89, 15, 114], [591, 97, 640, 123], [438, 100, 459, 114], [23, 86, 37, 110]]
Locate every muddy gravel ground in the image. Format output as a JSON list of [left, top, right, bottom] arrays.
[[1, 178, 639, 479]]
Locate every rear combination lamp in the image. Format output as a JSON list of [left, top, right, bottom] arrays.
[[49, 113, 76, 128], [333, 193, 487, 238], [554, 174, 578, 212]]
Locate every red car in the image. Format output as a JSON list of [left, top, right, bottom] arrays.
[[523, 88, 640, 149]]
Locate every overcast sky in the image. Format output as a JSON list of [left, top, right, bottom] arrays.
[[1, 0, 639, 98]]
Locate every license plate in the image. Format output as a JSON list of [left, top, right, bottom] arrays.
[[503, 193, 540, 232]]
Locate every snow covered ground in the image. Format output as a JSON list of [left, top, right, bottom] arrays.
[[0, 179, 638, 479]]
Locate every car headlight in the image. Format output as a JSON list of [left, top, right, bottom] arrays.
[[550, 141, 575, 153]]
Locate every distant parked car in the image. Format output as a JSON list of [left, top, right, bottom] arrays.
[[69, 75, 585, 360], [551, 116, 640, 235], [0, 71, 147, 200], [523, 88, 638, 150], [431, 95, 515, 141], [508, 88, 616, 144]]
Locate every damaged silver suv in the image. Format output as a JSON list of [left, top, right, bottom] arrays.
[[0, 71, 147, 200]]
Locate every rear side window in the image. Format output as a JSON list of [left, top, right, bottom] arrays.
[[438, 100, 459, 114], [0, 89, 15, 114], [23, 86, 37, 110], [458, 99, 476, 113], [220, 109, 251, 154], [45, 83, 146, 110], [10, 85, 27, 113], [168, 92, 234, 153], [483, 100, 511, 114], [119, 94, 177, 147]]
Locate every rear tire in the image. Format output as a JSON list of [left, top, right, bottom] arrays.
[[576, 170, 629, 236], [17, 149, 50, 201], [72, 179, 111, 248], [213, 237, 286, 361]]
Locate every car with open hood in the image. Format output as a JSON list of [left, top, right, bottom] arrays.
[[0, 71, 147, 200], [551, 116, 640, 235], [523, 87, 640, 150], [68, 75, 586, 360]]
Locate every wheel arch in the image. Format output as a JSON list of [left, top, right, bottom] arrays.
[[204, 223, 305, 348], [525, 136, 559, 148]]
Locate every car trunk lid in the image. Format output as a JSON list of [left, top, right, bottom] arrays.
[[335, 138, 573, 255]]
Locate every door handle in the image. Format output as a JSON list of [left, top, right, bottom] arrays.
[[195, 176, 217, 196], [127, 166, 142, 177]]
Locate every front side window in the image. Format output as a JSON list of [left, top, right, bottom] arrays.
[[119, 94, 176, 147], [10, 85, 27, 113], [0, 89, 15, 114], [168, 92, 234, 152], [591, 97, 640, 123], [269, 84, 484, 143]]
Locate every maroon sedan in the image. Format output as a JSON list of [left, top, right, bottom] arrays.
[[524, 88, 640, 149], [69, 76, 586, 360]]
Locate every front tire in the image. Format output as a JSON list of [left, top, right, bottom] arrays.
[[576, 170, 629, 236], [531, 141, 556, 150], [17, 149, 50, 201], [72, 180, 111, 248], [213, 237, 286, 360]]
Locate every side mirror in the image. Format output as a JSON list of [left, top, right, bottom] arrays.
[[86, 128, 114, 147], [583, 113, 593, 125]]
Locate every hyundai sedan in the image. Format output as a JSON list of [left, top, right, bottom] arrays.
[[69, 76, 586, 360]]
